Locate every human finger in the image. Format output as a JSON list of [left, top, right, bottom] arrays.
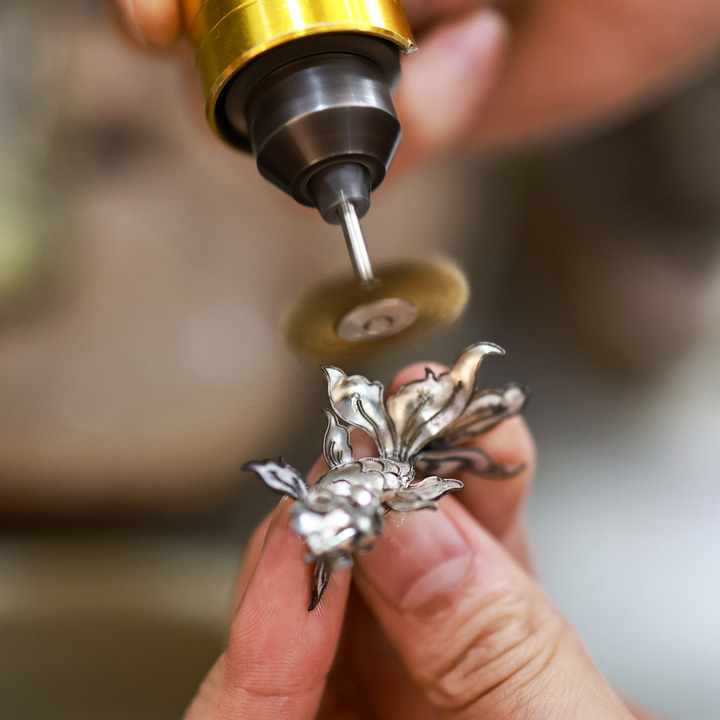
[[457, 0, 720, 148], [112, 0, 182, 47], [402, 0, 489, 35], [232, 438, 428, 719], [354, 497, 635, 719], [393, 8, 509, 168], [183, 503, 351, 720], [231, 511, 273, 611], [453, 414, 535, 538]]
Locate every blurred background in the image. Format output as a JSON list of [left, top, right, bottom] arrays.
[[0, 1, 718, 718]]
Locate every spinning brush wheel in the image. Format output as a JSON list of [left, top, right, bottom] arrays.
[[283, 258, 469, 362]]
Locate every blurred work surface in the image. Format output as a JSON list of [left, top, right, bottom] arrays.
[[1, 1, 720, 719], [0, 526, 232, 720]]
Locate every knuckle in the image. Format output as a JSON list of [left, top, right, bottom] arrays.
[[417, 580, 567, 715]]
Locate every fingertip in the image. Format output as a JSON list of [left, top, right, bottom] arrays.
[[233, 496, 332, 620], [355, 495, 478, 614], [402, 0, 485, 34], [456, 415, 536, 542], [113, 0, 182, 47], [479, 414, 536, 476], [394, 8, 510, 165], [388, 361, 448, 395]]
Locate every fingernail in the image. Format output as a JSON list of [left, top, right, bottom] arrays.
[[401, 9, 508, 149], [356, 505, 474, 613]]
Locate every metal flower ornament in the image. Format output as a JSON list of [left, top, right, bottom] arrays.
[[244, 342, 529, 610]]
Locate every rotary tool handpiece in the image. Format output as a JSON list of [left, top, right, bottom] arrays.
[[183, 1, 470, 357]]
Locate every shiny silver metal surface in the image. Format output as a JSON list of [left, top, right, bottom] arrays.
[[335, 297, 419, 341], [215, 31, 405, 150], [309, 163, 372, 223], [244, 342, 529, 609], [244, 50, 401, 207], [337, 196, 374, 285], [217, 35, 403, 291]]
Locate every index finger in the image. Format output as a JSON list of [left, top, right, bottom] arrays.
[[183, 505, 351, 720], [402, 0, 493, 34], [112, 0, 182, 46]]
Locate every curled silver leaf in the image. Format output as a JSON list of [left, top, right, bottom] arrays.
[[309, 560, 331, 611], [388, 343, 504, 458], [323, 409, 354, 468], [385, 476, 463, 512], [415, 446, 523, 479], [324, 367, 396, 457], [435, 384, 529, 448], [242, 459, 308, 500]]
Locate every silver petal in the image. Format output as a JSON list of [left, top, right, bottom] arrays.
[[242, 458, 308, 500], [386, 367, 457, 460], [324, 366, 396, 457], [384, 475, 463, 512], [435, 384, 529, 447], [388, 342, 504, 459], [323, 409, 354, 468], [321, 460, 386, 496], [309, 560, 331, 611], [414, 446, 523, 479]]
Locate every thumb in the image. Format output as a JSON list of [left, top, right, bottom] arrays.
[[354, 497, 634, 719]]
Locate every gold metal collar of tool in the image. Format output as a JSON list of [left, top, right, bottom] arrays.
[[182, 0, 415, 144]]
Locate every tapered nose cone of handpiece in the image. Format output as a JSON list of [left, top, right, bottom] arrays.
[[283, 258, 470, 362]]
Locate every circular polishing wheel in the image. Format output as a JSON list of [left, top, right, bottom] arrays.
[[283, 258, 469, 362]]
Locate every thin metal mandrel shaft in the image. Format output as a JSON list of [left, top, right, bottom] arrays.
[[338, 196, 375, 286]]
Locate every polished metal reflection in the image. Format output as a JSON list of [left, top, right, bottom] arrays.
[[244, 342, 529, 609], [183, 0, 415, 139], [335, 297, 419, 341], [337, 196, 374, 285], [246, 51, 401, 206]]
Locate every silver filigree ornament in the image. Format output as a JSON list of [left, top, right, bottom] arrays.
[[243, 342, 528, 610]]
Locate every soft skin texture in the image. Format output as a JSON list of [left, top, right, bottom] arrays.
[[113, 0, 720, 162], [181, 364, 649, 720]]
